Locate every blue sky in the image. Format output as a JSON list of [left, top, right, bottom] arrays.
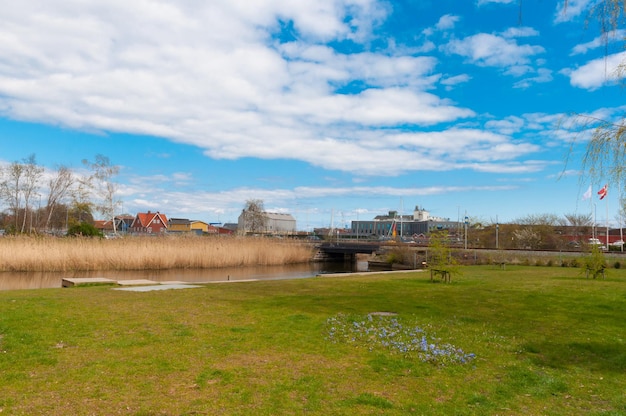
[[1, 0, 625, 230]]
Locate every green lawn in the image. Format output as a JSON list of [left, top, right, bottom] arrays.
[[1, 266, 625, 415]]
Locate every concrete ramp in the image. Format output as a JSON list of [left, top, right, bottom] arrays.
[[62, 277, 204, 292], [62, 277, 116, 287]]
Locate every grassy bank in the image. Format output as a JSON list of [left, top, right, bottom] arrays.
[[0, 235, 314, 272], [0, 266, 625, 415]]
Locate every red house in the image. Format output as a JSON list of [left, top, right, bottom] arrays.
[[93, 220, 114, 233], [131, 211, 169, 234]]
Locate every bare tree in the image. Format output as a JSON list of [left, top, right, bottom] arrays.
[[82, 155, 120, 234], [0, 155, 44, 233], [240, 199, 267, 234], [0, 161, 24, 232], [20, 155, 43, 233], [512, 213, 562, 249], [559, 212, 593, 245], [513, 213, 560, 226], [45, 166, 75, 231], [513, 228, 542, 250], [562, 213, 593, 228]]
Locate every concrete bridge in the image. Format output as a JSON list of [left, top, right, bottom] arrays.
[[315, 241, 381, 261]]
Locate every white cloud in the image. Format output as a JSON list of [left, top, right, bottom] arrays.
[[570, 30, 626, 55], [440, 74, 471, 90], [444, 33, 545, 69], [436, 14, 461, 31], [383, 128, 540, 163], [485, 116, 525, 135], [513, 68, 553, 88], [120, 182, 520, 223], [477, 0, 516, 6], [0, 0, 492, 178], [0, 0, 557, 183], [501, 27, 540, 38], [554, 0, 595, 23], [564, 51, 626, 89]]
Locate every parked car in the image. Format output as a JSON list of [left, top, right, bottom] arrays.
[[588, 238, 607, 250]]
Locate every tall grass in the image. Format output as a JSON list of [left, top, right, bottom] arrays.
[[0, 235, 314, 272]]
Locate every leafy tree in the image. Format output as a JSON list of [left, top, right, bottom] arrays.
[[427, 230, 460, 280], [240, 199, 267, 234], [68, 202, 94, 225]]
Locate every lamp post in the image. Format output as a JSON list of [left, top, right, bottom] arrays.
[[464, 215, 469, 250], [496, 222, 499, 250]]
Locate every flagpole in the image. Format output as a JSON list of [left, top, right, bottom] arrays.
[[606, 196, 609, 248], [617, 179, 624, 253], [590, 187, 594, 240], [617, 175, 624, 252]]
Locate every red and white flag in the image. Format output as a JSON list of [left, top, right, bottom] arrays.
[[597, 184, 608, 200]]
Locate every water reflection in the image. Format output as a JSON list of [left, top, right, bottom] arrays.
[[0, 261, 366, 291]]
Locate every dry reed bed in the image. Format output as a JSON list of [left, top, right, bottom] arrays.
[[0, 236, 315, 272]]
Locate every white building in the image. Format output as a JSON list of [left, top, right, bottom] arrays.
[[237, 211, 296, 235]]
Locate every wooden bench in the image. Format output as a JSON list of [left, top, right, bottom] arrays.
[[430, 268, 451, 283]]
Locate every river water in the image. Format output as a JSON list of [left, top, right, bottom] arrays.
[[0, 261, 369, 291]]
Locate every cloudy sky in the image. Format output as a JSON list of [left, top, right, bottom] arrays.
[[1, 0, 624, 229]]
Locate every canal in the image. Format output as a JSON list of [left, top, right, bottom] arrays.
[[0, 260, 369, 291]]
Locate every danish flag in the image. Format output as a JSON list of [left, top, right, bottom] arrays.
[[597, 184, 608, 200]]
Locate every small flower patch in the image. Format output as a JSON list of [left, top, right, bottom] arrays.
[[326, 313, 476, 366]]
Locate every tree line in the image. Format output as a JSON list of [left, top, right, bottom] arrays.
[[0, 154, 119, 235], [462, 213, 599, 251]]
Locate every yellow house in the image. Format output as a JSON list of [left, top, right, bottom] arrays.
[[168, 218, 216, 235]]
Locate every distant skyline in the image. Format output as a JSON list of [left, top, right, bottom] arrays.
[[1, 0, 624, 230]]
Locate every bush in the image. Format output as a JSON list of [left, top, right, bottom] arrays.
[[386, 252, 400, 264], [67, 222, 103, 238], [614, 261, 621, 269], [582, 245, 607, 279]]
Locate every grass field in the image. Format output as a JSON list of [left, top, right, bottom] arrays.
[[0, 266, 625, 415]]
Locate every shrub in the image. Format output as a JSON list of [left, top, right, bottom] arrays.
[[66, 222, 104, 238], [386, 246, 414, 266], [386, 252, 400, 264], [614, 261, 621, 269], [582, 245, 607, 279]]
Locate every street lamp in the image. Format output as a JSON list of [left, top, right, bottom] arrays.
[[464, 216, 469, 250]]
